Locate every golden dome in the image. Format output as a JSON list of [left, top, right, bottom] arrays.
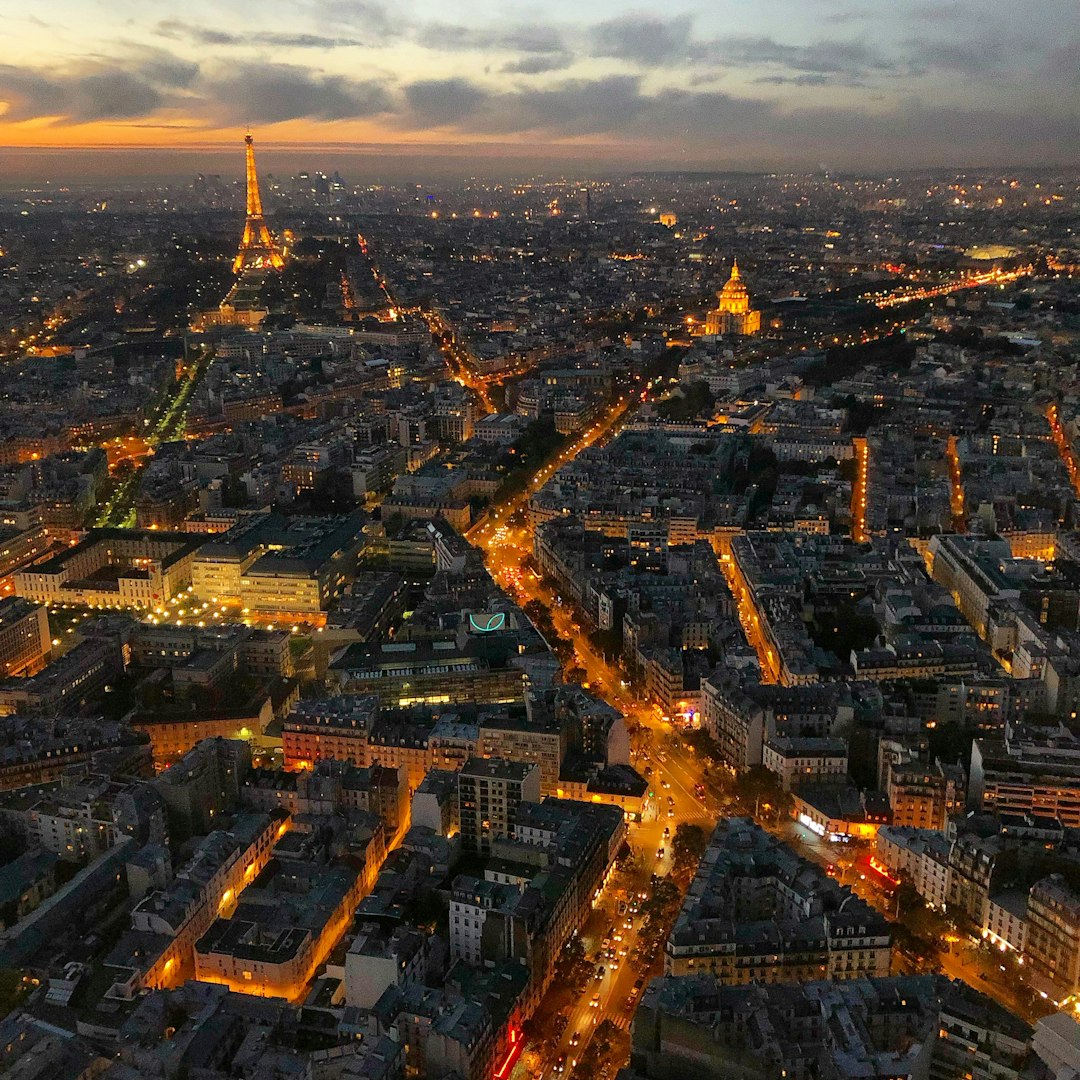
[[716, 259, 750, 313]]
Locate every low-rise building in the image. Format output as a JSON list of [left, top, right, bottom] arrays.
[[666, 817, 891, 983], [762, 735, 847, 790]]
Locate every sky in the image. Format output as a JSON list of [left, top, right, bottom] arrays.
[[0, 0, 1077, 176]]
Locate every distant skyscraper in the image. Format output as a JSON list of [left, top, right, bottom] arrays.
[[233, 133, 284, 275], [704, 260, 761, 336]]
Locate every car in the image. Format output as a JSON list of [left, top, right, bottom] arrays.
[[661, 779, 670, 789], [663, 826, 670, 837], [624, 995, 636, 1010], [634, 977, 645, 990], [657, 847, 665, 859], [667, 795, 675, 805], [590, 993, 601, 1008], [668, 808, 675, 818], [569, 1031, 581, 1047], [554, 1055, 567, 1074], [595, 966, 605, 980]]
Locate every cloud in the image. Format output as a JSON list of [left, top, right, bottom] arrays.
[[157, 22, 369, 49], [307, 0, 397, 38], [902, 36, 1011, 74], [755, 73, 836, 86], [590, 14, 693, 66], [0, 54, 195, 123], [404, 78, 489, 126], [415, 23, 566, 54], [72, 72, 168, 121], [1044, 39, 1080, 84], [501, 54, 574, 75], [397, 73, 771, 139], [204, 63, 392, 123], [906, 1, 971, 20], [697, 35, 897, 81], [0, 29, 1072, 169]]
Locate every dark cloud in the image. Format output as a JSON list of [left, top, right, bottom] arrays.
[[903, 36, 1011, 74], [589, 14, 693, 66], [0, 27, 1072, 169], [698, 35, 897, 80], [397, 73, 770, 140], [157, 22, 368, 49], [130, 49, 200, 88], [404, 78, 489, 126], [0, 67, 70, 121], [501, 54, 574, 75], [755, 73, 835, 86], [1044, 40, 1080, 84], [415, 23, 566, 54], [498, 75, 653, 134], [205, 63, 392, 123], [0, 55, 192, 123], [389, 67, 1075, 168], [73, 72, 167, 120]]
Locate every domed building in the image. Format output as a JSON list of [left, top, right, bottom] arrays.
[[704, 260, 761, 336]]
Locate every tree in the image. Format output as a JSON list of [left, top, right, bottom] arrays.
[[735, 765, 792, 821], [672, 823, 708, 872]]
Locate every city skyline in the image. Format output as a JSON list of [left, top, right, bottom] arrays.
[[1, 8, 1079, 1075], [1, 0, 1077, 176]]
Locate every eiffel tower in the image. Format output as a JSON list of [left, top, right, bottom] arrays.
[[232, 132, 284, 274]]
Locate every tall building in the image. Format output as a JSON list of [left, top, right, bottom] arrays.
[[232, 133, 284, 274], [0, 597, 50, 678], [704, 260, 761, 336], [1025, 875, 1080, 997], [456, 756, 540, 854]]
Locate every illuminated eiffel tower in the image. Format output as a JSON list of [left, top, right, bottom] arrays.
[[232, 132, 284, 274]]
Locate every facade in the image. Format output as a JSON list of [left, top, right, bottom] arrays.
[[0, 638, 117, 717], [666, 818, 891, 983], [875, 826, 952, 910], [190, 511, 365, 617], [194, 849, 378, 1003], [344, 922, 427, 1008], [887, 759, 965, 831], [331, 637, 528, 709], [0, 598, 50, 678], [131, 695, 274, 768], [631, 974, 1043, 1080], [125, 813, 283, 995], [14, 528, 203, 609], [970, 721, 1080, 827], [762, 735, 848, 790], [281, 696, 379, 770], [478, 714, 568, 794], [449, 797, 624, 1018], [1025, 875, 1080, 998], [457, 756, 540, 854]]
